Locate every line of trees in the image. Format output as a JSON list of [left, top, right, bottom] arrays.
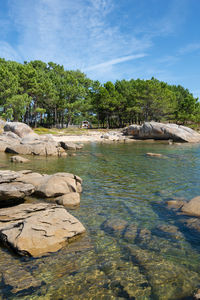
[[0, 58, 199, 128]]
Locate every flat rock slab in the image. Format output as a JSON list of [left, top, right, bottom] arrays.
[[0, 170, 20, 183], [0, 203, 86, 257], [0, 182, 35, 201]]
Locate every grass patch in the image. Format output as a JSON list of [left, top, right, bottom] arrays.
[[33, 127, 118, 136], [33, 127, 60, 135]]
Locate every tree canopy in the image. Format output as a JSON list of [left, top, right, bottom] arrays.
[[0, 58, 199, 128]]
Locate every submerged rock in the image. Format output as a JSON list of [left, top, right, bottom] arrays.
[[146, 152, 163, 157], [103, 218, 128, 235], [10, 155, 30, 163], [153, 224, 183, 240], [123, 121, 200, 142], [0, 203, 86, 257], [123, 224, 138, 242], [166, 200, 185, 209], [126, 245, 200, 300], [1, 265, 43, 295]]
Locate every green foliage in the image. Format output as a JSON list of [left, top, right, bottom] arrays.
[[0, 57, 198, 127], [4, 93, 30, 121]]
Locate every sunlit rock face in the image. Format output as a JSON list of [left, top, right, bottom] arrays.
[[123, 121, 200, 142]]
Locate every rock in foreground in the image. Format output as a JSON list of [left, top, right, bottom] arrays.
[[0, 203, 86, 257], [181, 196, 200, 217], [123, 122, 200, 142]]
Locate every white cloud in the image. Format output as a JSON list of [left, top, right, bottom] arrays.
[[84, 54, 146, 71]]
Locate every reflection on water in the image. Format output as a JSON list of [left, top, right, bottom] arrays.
[[1, 142, 200, 299]]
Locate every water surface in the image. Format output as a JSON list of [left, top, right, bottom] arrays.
[[1, 141, 200, 299]]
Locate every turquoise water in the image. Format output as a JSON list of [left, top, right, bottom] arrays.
[[1, 141, 200, 299]]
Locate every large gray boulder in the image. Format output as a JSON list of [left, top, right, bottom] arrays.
[[123, 122, 200, 142], [0, 203, 86, 257], [4, 122, 35, 138], [35, 173, 78, 197]]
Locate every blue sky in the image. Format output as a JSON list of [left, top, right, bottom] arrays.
[[0, 0, 200, 98]]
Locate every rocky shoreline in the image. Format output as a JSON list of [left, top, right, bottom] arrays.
[[1, 121, 200, 298]]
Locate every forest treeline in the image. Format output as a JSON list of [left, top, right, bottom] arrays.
[[0, 58, 199, 128]]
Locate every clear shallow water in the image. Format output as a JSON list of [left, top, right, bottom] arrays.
[[1, 142, 200, 299]]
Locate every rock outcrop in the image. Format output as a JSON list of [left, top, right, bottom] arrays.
[[123, 122, 200, 142], [4, 122, 35, 138], [0, 203, 86, 257], [0, 121, 84, 156], [0, 169, 85, 256], [0, 170, 83, 208]]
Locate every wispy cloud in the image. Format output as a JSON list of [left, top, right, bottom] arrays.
[[179, 43, 200, 55], [0, 41, 21, 61], [0, 0, 196, 86], [3, 0, 151, 75], [84, 54, 146, 71]]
